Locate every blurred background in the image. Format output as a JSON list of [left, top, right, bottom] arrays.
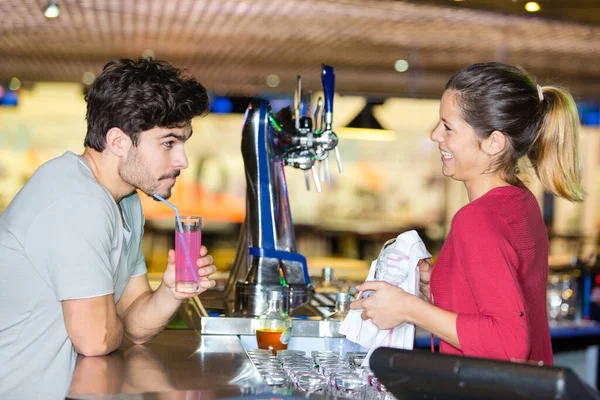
[[1, 0, 600, 324]]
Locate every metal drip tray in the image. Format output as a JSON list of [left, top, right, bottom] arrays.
[[200, 316, 342, 338]]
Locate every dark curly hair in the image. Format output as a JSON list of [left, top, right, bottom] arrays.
[[84, 58, 209, 151]]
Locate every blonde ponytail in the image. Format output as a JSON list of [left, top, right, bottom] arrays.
[[529, 86, 586, 202], [446, 63, 587, 202]]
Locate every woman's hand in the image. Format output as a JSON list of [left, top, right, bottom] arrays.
[[350, 281, 417, 330], [418, 258, 433, 300]]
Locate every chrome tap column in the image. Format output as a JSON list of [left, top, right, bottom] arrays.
[[225, 65, 342, 317]]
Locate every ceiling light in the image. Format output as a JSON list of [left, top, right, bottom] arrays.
[[141, 49, 155, 59], [337, 101, 396, 141], [525, 2, 541, 12], [266, 74, 280, 88], [9, 77, 21, 91], [44, 1, 60, 18], [82, 72, 96, 86], [394, 60, 409, 73]]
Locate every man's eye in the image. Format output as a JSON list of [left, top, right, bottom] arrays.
[[163, 141, 174, 149], [444, 125, 451, 132]]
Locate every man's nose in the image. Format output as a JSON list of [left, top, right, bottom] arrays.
[[173, 150, 189, 170]]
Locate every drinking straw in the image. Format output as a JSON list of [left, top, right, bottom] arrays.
[[153, 194, 199, 283]]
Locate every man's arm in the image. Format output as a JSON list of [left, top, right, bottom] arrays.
[[116, 247, 216, 344], [115, 275, 180, 344], [62, 294, 124, 356]]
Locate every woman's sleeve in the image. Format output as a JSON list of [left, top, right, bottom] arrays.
[[453, 205, 530, 361]]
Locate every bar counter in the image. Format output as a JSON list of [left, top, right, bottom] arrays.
[[68, 330, 268, 400], [65, 322, 600, 399]]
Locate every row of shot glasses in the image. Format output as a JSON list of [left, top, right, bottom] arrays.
[[246, 349, 395, 399]]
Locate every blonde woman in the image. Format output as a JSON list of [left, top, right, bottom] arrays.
[[352, 62, 585, 365]]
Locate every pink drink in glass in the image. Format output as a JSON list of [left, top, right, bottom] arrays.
[[175, 216, 202, 293]]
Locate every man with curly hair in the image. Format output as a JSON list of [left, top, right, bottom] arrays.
[[0, 58, 214, 398]]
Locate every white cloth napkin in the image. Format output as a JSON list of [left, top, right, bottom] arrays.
[[339, 230, 431, 367]]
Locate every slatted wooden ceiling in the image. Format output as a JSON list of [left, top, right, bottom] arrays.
[[0, 0, 599, 99]]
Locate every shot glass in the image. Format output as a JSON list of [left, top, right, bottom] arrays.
[[262, 371, 289, 387], [333, 372, 365, 399], [296, 372, 326, 393], [175, 216, 202, 293], [276, 350, 306, 359]]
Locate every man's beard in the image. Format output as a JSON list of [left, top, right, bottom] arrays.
[[153, 170, 181, 200], [119, 148, 179, 199]]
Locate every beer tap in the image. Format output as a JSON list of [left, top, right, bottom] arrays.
[[316, 65, 343, 174], [294, 75, 301, 133], [227, 64, 342, 317], [285, 148, 321, 193], [313, 97, 323, 131], [281, 64, 342, 193]]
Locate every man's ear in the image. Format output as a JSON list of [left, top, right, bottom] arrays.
[[482, 130, 508, 156], [105, 128, 131, 157]]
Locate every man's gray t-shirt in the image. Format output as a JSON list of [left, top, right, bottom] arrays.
[[0, 151, 147, 399]]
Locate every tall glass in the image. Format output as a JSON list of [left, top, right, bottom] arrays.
[[175, 216, 202, 293]]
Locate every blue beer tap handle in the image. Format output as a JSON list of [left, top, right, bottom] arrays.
[[321, 64, 335, 123]]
